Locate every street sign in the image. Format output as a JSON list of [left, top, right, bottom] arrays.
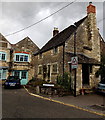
[[71, 56, 78, 69], [43, 84, 54, 87]]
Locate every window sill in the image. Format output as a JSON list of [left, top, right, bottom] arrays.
[[38, 74, 42, 75], [0, 60, 6, 62], [14, 61, 29, 63]]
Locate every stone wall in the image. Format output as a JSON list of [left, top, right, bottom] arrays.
[[35, 45, 64, 82]]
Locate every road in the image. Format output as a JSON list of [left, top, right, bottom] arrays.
[[2, 87, 104, 119]]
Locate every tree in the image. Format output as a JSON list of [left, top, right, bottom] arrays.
[[95, 55, 105, 81]]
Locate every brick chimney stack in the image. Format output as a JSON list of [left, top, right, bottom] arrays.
[[53, 27, 59, 37], [87, 2, 96, 14], [86, 2, 100, 62]]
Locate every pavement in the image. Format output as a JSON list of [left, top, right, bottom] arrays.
[[24, 86, 105, 117]]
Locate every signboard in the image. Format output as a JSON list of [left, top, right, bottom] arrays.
[[71, 56, 78, 69], [43, 84, 54, 87]]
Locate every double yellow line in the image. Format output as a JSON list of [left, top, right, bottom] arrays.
[[24, 86, 105, 117]]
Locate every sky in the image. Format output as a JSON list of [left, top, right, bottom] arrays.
[[1, 1, 104, 49]]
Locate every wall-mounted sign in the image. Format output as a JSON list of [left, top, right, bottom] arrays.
[[71, 56, 78, 69]]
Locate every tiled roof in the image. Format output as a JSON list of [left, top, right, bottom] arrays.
[[66, 52, 100, 65], [34, 16, 87, 55], [0, 33, 11, 44]]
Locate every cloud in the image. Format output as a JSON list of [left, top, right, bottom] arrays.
[[1, 2, 104, 49]]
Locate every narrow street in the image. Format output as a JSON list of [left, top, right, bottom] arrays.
[[2, 87, 104, 119]]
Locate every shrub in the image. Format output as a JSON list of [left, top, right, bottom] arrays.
[[27, 77, 48, 87], [57, 72, 72, 91]]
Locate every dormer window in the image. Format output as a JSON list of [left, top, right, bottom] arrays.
[[53, 47, 58, 55]]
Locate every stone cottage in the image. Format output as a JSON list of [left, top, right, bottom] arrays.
[[11, 37, 39, 85], [0, 33, 12, 81], [0, 34, 39, 85], [34, 3, 103, 93]]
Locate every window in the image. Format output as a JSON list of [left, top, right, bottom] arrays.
[[0, 52, 6, 61], [15, 53, 29, 62], [2, 54, 6, 60], [21, 71, 27, 79], [52, 64, 58, 73], [14, 71, 20, 77], [0, 69, 7, 80], [0, 42, 7, 48], [16, 55, 19, 61], [53, 47, 58, 55], [38, 66, 42, 74], [24, 56, 28, 61], [0, 72, 1, 79], [20, 55, 24, 61], [39, 53, 43, 59], [13, 71, 27, 79]]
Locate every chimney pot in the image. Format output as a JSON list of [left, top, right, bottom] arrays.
[[89, 2, 92, 5]]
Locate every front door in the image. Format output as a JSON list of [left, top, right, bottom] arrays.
[[82, 64, 89, 85], [13, 70, 28, 85]]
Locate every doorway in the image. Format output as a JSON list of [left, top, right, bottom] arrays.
[[82, 64, 89, 85], [13, 70, 28, 85]]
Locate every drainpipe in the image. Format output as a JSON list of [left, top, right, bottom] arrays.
[[63, 43, 65, 82], [74, 25, 77, 97]]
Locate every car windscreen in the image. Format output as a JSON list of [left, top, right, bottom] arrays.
[[7, 76, 20, 82]]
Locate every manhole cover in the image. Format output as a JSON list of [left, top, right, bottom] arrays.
[[89, 105, 105, 111]]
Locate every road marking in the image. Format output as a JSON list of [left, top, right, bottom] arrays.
[[24, 86, 105, 117]]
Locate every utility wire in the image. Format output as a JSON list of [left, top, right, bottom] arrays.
[[5, 0, 77, 37]]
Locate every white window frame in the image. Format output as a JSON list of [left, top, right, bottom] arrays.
[[0, 52, 6, 61], [14, 53, 29, 62]]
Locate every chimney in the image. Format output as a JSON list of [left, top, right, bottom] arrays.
[[87, 2, 96, 14], [53, 27, 59, 37]]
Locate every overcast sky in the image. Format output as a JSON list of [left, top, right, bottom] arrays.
[[1, 1, 104, 48]]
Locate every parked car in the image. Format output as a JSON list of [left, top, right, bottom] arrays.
[[4, 76, 21, 88], [97, 78, 105, 94]]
